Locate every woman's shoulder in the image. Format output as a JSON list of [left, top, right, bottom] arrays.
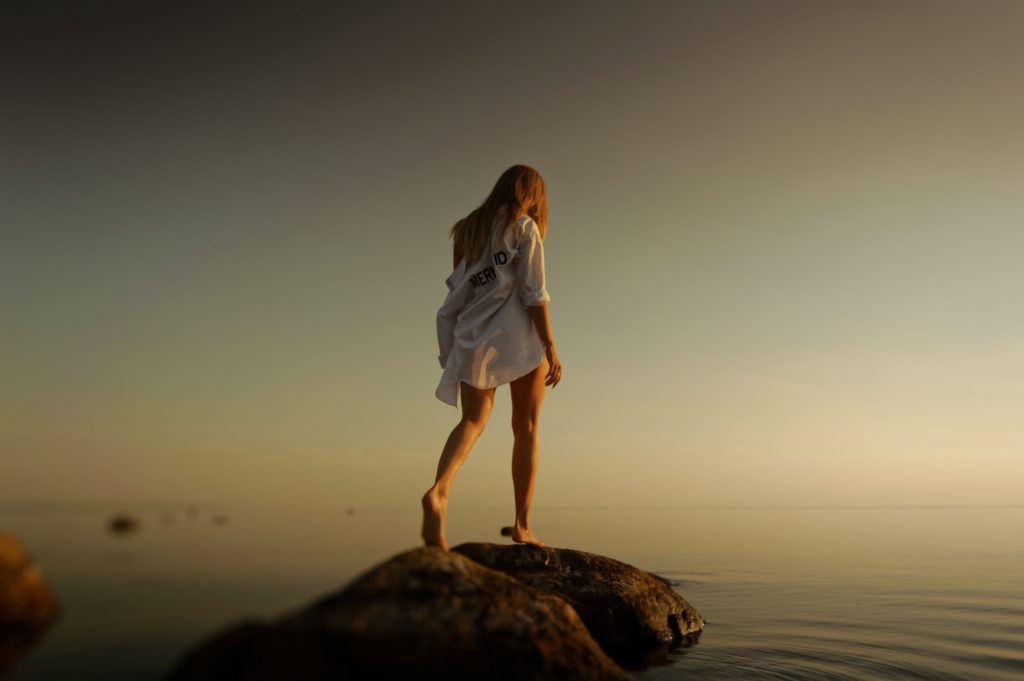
[[492, 212, 532, 242], [510, 213, 538, 235], [514, 216, 542, 247]]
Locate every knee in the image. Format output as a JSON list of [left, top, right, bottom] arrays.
[[512, 415, 539, 440], [460, 416, 488, 436]]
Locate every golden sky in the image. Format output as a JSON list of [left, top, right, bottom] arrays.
[[2, 1, 1022, 511]]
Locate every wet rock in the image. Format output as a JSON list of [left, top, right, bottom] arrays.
[[164, 546, 631, 681], [0, 532, 59, 676], [453, 542, 704, 668]]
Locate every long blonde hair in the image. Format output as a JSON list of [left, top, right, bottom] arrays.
[[450, 164, 548, 266]]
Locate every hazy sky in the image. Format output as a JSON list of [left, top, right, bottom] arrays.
[[2, 1, 1022, 513]]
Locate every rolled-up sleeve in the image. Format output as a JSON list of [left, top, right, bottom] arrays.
[[516, 219, 551, 307]]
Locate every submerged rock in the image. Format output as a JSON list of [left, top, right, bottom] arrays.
[[164, 546, 631, 681], [0, 532, 59, 676], [108, 512, 141, 534], [453, 542, 704, 667]]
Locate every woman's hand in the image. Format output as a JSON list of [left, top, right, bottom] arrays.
[[544, 344, 562, 388], [525, 304, 560, 387]]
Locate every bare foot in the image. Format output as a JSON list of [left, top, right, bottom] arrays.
[[421, 489, 449, 551], [511, 524, 545, 548]]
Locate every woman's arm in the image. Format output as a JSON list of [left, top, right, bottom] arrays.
[[526, 303, 555, 348], [527, 303, 562, 387]]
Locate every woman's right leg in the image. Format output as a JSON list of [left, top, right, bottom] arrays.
[[422, 381, 496, 550], [509, 356, 549, 548]]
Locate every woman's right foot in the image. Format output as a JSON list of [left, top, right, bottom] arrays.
[[421, 489, 449, 551], [511, 524, 545, 548]]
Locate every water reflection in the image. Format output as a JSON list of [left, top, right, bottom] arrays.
[[0, 504, 1021, 680]]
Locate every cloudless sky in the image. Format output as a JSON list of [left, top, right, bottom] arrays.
[[2, 1, 1022, 514]]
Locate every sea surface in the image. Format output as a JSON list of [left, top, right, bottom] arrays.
[[2, 502, 1022, 680]]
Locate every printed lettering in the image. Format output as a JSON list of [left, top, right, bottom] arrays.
[[493, 250, 508, 266], [469, 265, 497, 289]]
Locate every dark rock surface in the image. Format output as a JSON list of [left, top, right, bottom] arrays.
[[164, 546, 632, 681], [0, 532, 60, 677], [453, 542, 704, 667]]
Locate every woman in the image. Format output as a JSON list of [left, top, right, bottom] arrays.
[[422, 164, 562, 551]]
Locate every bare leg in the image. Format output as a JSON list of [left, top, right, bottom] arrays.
[[509, 356, 549, 548], [422, 381, 495, 551]]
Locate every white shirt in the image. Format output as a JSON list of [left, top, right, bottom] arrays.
[[435, 211, 551, 408]]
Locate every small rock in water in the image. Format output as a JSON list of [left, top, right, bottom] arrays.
[[108, 513, 141, 535], [211, 514, 229, 526], [345, 507, 355, 516], [500, 526, 514, 537]]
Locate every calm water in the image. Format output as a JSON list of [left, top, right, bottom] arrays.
[[3, 502, 1023, 680]]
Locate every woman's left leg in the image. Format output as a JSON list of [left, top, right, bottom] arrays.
[[422, 381, 495, 551]]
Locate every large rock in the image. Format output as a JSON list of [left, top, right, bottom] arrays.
[[453, 543, 704, 667], [164, 546, 631, 681], [0, 532, 60, 676]]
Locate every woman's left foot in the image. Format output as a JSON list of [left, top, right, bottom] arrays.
[[421, 489, 449, 551], [511, 525, 545, 548]]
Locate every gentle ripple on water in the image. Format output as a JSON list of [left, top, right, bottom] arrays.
[[640, 548, 1024, 679]]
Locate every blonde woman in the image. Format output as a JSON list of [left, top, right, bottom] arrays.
[[422, 164, 562, 551]]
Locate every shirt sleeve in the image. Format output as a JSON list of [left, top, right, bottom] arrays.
[[436, 266, 469, 368], [516, 218, 551, 307], [437, 308, 454, 368]]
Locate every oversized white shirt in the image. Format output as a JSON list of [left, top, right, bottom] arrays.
[[435, 211, 551, 408]]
